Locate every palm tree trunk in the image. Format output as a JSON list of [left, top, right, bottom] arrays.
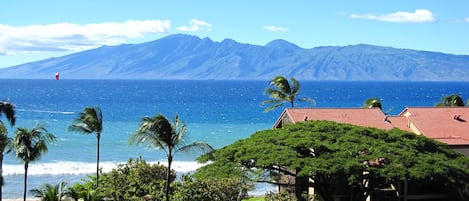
[[23, 162, 28, 201], [96, 133, 100, 188], [165, 153, 172, 201], [0, 154, 3, 200]]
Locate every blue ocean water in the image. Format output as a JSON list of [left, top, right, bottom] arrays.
[[1, 79, 469, 198]]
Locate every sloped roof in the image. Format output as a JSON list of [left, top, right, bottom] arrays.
[[274, 108, 394, 130], [273, 107, 469, 146], [398, 107, 469, 145], [386, 116, 414, 132]]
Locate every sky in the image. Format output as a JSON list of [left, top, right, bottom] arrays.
[[1, 0, 469, 68]]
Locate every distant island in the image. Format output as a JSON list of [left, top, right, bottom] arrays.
[[1, 34, 469, 81]]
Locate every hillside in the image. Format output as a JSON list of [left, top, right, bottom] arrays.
[[1, 34, 468, 81]]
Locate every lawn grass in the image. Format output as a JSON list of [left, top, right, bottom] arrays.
[[242, 196, 264, 201]]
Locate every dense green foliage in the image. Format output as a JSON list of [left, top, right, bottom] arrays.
[[68, 106, 103, 188], [68, 157, 255, 201], [173, 175, 252, 201], [197, 120, 469, 201], [69, 157, 173, 201]]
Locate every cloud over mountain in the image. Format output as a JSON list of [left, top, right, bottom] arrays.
[[0, 20, 170, 55]]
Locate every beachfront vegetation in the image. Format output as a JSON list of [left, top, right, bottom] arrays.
[[262, 76, 315, 112], [30, 181, 69, 201], [436, 94, 466, 107], [129, 114, 214, 201], [12, 124, 56, 201], [68, 156, 251, 201], [70, 157, 171, 201], [196, 120, 469, 201], [68, 106, 103, 188], [172, 175, 251, 201]]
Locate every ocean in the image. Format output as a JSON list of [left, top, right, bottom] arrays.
[[1, 79, 469, 198]]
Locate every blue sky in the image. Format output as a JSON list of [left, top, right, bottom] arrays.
[[1, 0, 468, 68]]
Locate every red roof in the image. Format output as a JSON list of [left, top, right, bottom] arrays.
[[274, 108, 394, 130], [398, 107, 469, 145], [273, 107, 469, 146]]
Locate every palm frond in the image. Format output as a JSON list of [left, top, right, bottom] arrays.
[[263, 103, 285, 112], [0, 100, 16, 126], [290, 77, 300, 96], [177, 141, 214, 154], [264, 88, 288, 100], [298, 97, 316, 107], [269, 76, 292, 94], [261, 99, 284, 106]]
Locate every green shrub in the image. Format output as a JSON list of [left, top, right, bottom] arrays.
[[69, 157, 174, 201], [172, 174, 252, 201]]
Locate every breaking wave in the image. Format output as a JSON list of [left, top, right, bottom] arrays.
[[17, 108, 75, 115], [3, 160, 206, 176]]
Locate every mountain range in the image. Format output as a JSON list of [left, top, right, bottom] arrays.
[[1, 34, 469, 81]]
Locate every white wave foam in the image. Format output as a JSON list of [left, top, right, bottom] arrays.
[[3, 160, 206, 176], [17, 109, 74, 115]]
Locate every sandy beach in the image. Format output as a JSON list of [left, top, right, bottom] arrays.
[[4, 199, 40, 201]]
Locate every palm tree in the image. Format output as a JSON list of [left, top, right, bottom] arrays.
[[262, 76, 315, 112], [30, 181, 68, 201], [0, 100, 16, 127], [0, 101, 14, 200], [436, 94, 465, 107], [129, 114, 213, 201], [363, 97, 383, 110], [68, 106, 103, 188], [0, 123, 10, 199], [12, 125, 56, 201]]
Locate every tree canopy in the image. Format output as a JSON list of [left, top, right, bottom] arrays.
[[196, 120, 469, 201], [436, 94, 466, 107]]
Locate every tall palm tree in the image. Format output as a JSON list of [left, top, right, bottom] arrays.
[[0, 101, 14, 200], [363, 97, 383, 110], [30, 181, 68, 201], [129, 114, 213, 201], [68, 106, 103, 188], [0, 100, 16, 127], [0, 123, 10, 199], [436, 94, 465, 107], [12, 125, 56, 201], [262, 76, 315, 112]]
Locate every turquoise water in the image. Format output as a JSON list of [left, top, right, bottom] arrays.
[[1, 79, 469, 198]]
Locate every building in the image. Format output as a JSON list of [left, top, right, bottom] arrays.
[[273, 107, 469, 201], [273, 107, 469, 156]]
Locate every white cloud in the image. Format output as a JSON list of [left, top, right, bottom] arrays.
[[465, 17, 469, 23], [177, 19, 212, 32], [0, 20, 170, 55], [349, 9, 436, 23], [264, 25, 288, 32]]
